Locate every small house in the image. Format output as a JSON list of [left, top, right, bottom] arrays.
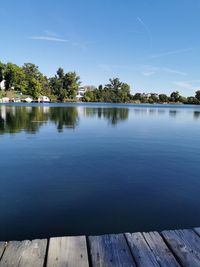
[[24, 97, 33, 103], [2, 97, 10, 103], [38, 96, 50, 103]]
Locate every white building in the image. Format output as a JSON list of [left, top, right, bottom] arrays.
[[76, 86, 94, 99], [24, 97, 33, 103], [38, 96, 50, 103], [0, 80, 5, 90], [76, 88, 86, 99], [1, 97, 10, 103]]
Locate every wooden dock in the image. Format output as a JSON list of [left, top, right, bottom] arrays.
[[1, 227, 200, 266]]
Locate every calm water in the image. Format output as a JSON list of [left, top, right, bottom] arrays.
[[0, 103, 200, 241]]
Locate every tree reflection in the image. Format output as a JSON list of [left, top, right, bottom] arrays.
[[0, 106, 48, 134], [169, 110, 178, 117], [49, 107, 79, 132], [0, 106, 79, 134], [85, 108, 129, 125], [0, 105, 129, 134], [193, 111, 200, 119]]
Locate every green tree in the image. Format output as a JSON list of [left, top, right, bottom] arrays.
[[105, 78, 122, 93], [63, 72, 81, 99], [29, 78, 42, 98], [178, 96, 187, 103], [159, 94, 168, 103], [150, 93, 159, 103], [82, 90, 95, 102], [104, 78, 131, 103], [50, 69, 81, 101], [187, 96, 199, 104], [49, 76, 63, 101], [170, 91, 180, 102], [22, 63, 41, 79], [4, 63, 24, 90], [57, 68, 64, 79], [22, 63, 44, 97], [195, 90, 200, 101]]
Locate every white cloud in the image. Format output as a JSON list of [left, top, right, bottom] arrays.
[[174, 81, 193, 89], [142, 71, 155, 76], [29, 32, 92, 51], [98, 64, 131, 72], [29, 36, 69, 42], [161, 67, 187, 75], [150, 47, 194, 59], [142, 65, 187, 76], [173, 80, 200, 91]]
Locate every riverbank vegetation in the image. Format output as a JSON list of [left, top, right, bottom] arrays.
[[1, 61, 200, 104]]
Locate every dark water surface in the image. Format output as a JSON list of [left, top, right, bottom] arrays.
[[0, 103, 200, 240]]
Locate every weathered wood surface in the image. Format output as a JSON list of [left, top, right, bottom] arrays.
[[47, 236, 89, 267], [0, 239, 47, 267], [89, 234, 136, 267], [0, 242, 6, 259], [143, 231, 180, 267], [126, 232, 160, 267], [1, 227, 200, 267], [162, 229, 200, 267], [194, 227, 200, 237]]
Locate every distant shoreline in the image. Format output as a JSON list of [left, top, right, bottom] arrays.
[[1, 101, 200, 108]]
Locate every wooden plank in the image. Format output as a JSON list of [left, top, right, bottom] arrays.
[[125, 232, 160, 267], [194, 227, 200, 237], [162, 229, 200, 267], [0, 242, 6, 259], [46, 236, 89, 267], [0, 239, 47, 267], [143, 231, 180, 267], [89, 234, 136, 267]]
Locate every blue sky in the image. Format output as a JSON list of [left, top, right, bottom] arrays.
[[0, 0, 200, 96]]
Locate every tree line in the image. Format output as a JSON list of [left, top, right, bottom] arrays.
[[1, 61, 200, 104], [83, 81, 200, 104], [0, 61, 80, 101]]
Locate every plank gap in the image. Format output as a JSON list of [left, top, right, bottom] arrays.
[[0, 242, 7, 262], [43, 238, 50, 267], [123, 233, 139, 267], [86, 236, 94, 267], [160, 232, 184, 267], [193, 228, 200, 238], [160, 230, 195, 267]]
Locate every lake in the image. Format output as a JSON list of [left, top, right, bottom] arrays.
[[0, 103, 200, 241]]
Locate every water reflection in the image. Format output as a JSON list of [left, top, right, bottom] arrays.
[[84, 107, 129, 125], [0, 106, 48, 134], [169, 110, 178, 117], [0, 105, 199, 135], [49, 107, 79, 132], [0, 105, 130, 134], [193, 111, 200, 119]]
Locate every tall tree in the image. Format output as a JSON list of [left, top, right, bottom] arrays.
[[57, 68, 64, 80], [170, 91, 180, 102], [105, 78, 131, 102], [50, 69, 80, 101], [159, 94, 168, 103], [22, 63, 44, 97], [63, 72, 81, 99], [195, 90, 200, 101], [105, 78, 122, 93], [4, 63, 25, 91]]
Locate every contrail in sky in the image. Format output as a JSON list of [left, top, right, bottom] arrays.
[[137, 16, 153, 48]]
